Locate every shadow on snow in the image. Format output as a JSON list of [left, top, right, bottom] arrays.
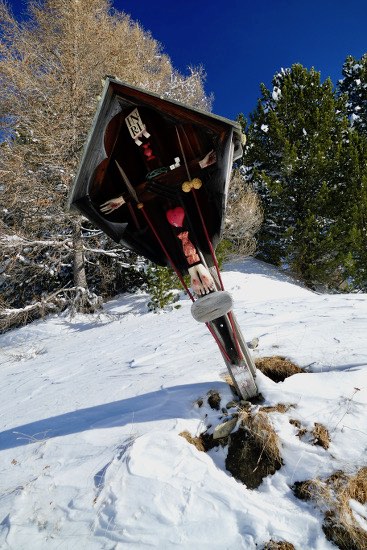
[[0, 382, 221, 451]]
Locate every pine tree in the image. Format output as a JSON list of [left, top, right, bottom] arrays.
[[337, 55, 367, 289], [339, 54, 367, 136], [338, 131, 367, 290], [145, 264, 178, 312], [244, 64, 350, 288]]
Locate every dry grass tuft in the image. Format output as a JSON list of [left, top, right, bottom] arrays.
[[293, 467, 367, 550], [323, 511, 367, 550], [348, 467, 367, 504], [179, 429, 229, 453], [225, 409, 283, 488], [263, 541, 295, 550], [290, 420, 331, 449], [244, 410, 283, 466], [181, 396, 284, 490], [255, 356, 304, 383], [179, 431, 206, 453], [293, 478, 324, 501], [260, 403, 295, 414], [297, 427, 308, 438], [312, 423, 331, 450]]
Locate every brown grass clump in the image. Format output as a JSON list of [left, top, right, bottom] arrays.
[[312, 423, 331, 450], [348, 467, 367, 504], [293, 468, 367, 550], [255, 356, 304, 383], [290, 420, 331, 449], [179, 431, 206, 452], [179, 429, 229, 453], [225, 410, 283, 489], [263, 541, 295, 550], [292, 478, 323, 501], [260, 403, 295, 414], [323, 510, 367, 550], [245, 410, 283, 466]]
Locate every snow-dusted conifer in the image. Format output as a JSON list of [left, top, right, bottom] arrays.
[[339, 54, 367, 136], [244, 64, 352, 289]]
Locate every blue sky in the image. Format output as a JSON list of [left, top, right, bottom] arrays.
[[8, 0, 367, 121]]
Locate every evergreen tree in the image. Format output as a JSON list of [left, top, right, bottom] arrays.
[[145, 264, 178, 312], [244, 64, 350, 288], [338, 130, 367, 290], [339, 54, 367, 136], [337, 54, 367, 290]]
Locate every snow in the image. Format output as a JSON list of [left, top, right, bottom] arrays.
[[0, 258, 367, 549], [272, 86, 282, 101]]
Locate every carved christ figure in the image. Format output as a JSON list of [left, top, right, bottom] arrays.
[[165, 206, 215, 296]]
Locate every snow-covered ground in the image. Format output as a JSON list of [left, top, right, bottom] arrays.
[[0, 259, 366, 549]]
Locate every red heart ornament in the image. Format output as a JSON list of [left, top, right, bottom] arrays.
[[166, 207, 185, 228]]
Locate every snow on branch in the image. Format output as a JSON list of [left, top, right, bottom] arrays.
[[83, 247, 121, 258], [0, 235, 72, 249], [0, 286, 72, 333]]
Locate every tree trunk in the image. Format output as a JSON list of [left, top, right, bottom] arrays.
[[73, 217, 87, 289], [71, 217, 102, 314]]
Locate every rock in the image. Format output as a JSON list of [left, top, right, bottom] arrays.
[[226, 400, 238, 409], [213, 417, 238, 440], [248, 337, 259, 349]]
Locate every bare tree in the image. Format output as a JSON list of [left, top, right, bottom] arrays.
[[223, 169, 263, 257], [0, 0, 211, 330]]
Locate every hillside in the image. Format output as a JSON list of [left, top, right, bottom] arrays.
[[0, 258, 366, 549]]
